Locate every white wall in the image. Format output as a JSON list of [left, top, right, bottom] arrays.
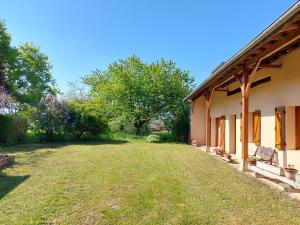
[[206, 47, 300, 170], [190, 96, 206, 145]]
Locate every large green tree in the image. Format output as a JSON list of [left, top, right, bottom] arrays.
[[84, 55, 194, 135], [7, 43, 57, 107], [0, 20, 57, 109], [0, 20, 15, 91]]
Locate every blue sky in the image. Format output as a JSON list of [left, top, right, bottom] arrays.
[[0, 0, 296, 92]]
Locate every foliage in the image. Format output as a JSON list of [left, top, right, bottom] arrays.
[[64, 81, 87, 103], [7, 43, 57, 108], [165, 103, 191, 143], [1, 21, 57, 109], [0, 86, 17, 114], [84, 55, 194, 136], [0, 20, 16, 91], [34, 95, 69, 141], [147, 134, 160, 143], [108, 117, 135, 133], [0, 20, 12, 63], [0, 114, 28, 145], [66, 102, 108, 139], [1, 19, 194, 143]]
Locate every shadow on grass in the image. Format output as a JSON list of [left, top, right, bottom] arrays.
[[0, 168, 30, 199], [0, 139, 129, 154]]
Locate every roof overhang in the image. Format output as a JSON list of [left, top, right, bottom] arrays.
[[185, 2, 300, 101]]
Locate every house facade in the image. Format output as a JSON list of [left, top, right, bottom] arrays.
[[187, 2, 300, 171]]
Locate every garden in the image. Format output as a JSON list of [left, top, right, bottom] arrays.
[[0, 20, 192, 147], [1, 15, 300, 225]]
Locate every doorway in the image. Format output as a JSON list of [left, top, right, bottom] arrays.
[[229, 114, 236, 154]]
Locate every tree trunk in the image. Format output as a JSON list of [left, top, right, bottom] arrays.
[[45, 129, 54, 142], [134, 120, 143, 136], [77, 131, 84, 139]]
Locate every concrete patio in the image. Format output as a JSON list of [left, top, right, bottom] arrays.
[[194, 145, 300, 202]]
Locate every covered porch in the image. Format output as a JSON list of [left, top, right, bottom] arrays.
[[187, 3, 300, 172]]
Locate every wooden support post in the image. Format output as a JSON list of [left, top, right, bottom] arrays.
[[241, 67, 249, 171], [204, 89, 214, 152], [235, 67, 250, 171]]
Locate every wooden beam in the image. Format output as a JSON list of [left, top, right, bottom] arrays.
[[204, 89, 214, 151], [215, 89, 228, 92], [278, 24, 300, 34], [192, 22, 300, 100], [234, 74, 242, 85], [240, 66, 250, 171], [257, 64, 282, 69], [227, 76, 271, 96], [254, 30, 300, 61]]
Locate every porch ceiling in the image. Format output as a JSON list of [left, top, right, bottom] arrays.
[[186, 2, 300, 101]]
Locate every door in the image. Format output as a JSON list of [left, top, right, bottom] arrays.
[[215, 118, 219, 147], [296, 107, 300, 149], [218, 116, 225, 149], [229, 114, 236, 154]]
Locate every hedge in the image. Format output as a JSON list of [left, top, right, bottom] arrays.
[[0, 114, 28, 145]]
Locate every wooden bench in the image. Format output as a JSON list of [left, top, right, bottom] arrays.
[[249, 146, 300, 190], [251, 146, 275, 163]]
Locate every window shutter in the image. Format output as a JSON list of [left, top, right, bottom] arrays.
[[253, 110, 261, 146], [275, 107, 285, 150]]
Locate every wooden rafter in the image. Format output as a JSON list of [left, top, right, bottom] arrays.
[[189, 13, 300, 101]]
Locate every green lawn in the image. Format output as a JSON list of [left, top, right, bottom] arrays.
[[1, 142, 300, 225]]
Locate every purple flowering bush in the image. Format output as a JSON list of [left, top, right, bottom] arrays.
[[35, 95, 69, 141]]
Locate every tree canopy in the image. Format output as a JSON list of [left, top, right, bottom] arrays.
[[1, 19, 194, 143], [84, 55, 194, 135], [0, 21, 57, 109]]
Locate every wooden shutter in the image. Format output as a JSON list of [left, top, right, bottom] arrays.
[[275, 107, 285, 150], [219, 116, 225, 149], [253, 110, 261, 146]]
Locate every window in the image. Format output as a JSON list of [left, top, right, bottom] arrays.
[[275, 107, 285, 150], [253, 110, 261, 146]]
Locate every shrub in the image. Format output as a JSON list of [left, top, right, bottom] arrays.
[[0, 114, 28, 145], [66, 102, 108, 139], [170, 108, 190, 143], [147, 134, 160, 143], [35, 95, 69, 142]]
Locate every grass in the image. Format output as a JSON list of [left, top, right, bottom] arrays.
[[0, 141, 300, 225]]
